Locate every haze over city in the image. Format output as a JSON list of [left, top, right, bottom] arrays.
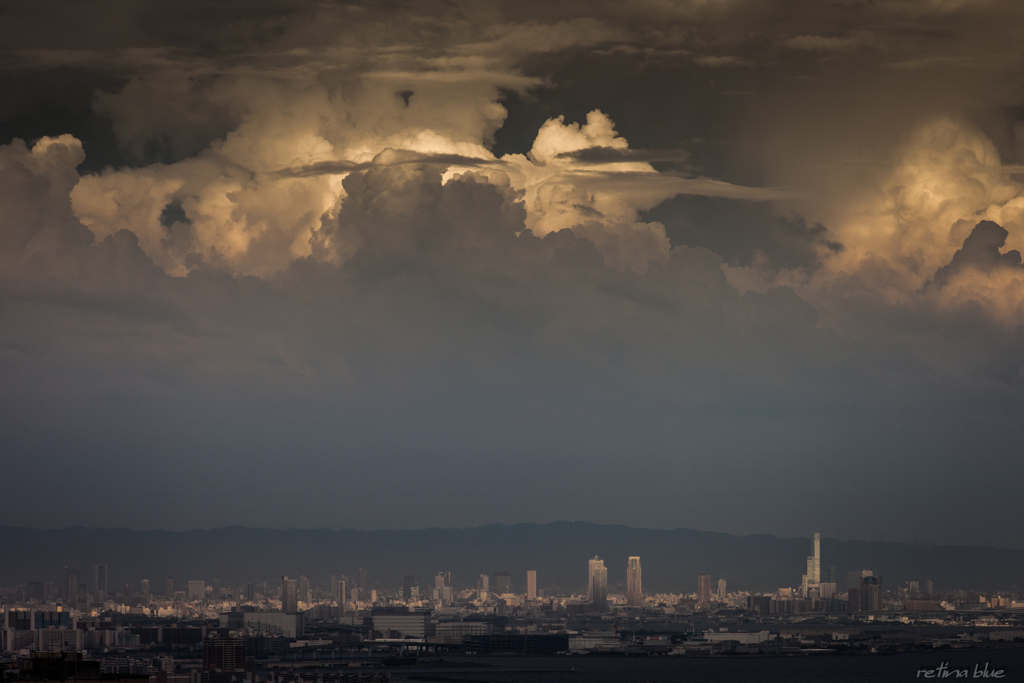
[[2, 0, 1024, 551]]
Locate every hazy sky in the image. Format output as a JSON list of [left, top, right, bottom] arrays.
[[2, 0, 1024, 546]]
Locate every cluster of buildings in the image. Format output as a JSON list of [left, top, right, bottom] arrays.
[[3, 533, 1024, 679]]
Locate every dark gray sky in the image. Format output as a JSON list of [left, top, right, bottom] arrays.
[[2, 0, 1024, 547]]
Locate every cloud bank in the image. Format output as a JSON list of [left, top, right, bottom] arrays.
[[2, 0, 1024, 546]]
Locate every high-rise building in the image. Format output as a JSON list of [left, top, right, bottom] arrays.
[[66, 567, 79, 606], [587, 557, 608, 609], [93, 564, 108, 602], [299, 576, 310, 605], [861, 575, 883, 611], [846, 569, 874, 613], [403, 574, 416, 600], [697, 573, 711, 607], [188, 580, 206, 601], [358, 569, 367, 593], [527, 570, 537, 600], [828, 565, 837, 584], [331, 575, 348, 597], [212, 578, 221, 600], [141, 579, 150, 595], [435, 573, 446, 591], [626, 557, 642, 607], [281, 577, 298, 613], [478, 574, 489, 597], [801, 532, 822, 597], [494, 571, 512, 596], [717, 578, 727, 601], [336, 578, 347, 616], [926, 579, 934, 597], [246, 583, 255, 602], [812, 533, 821, 583]]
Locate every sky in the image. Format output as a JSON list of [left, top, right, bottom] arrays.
[[2, 0, 1024, 546]]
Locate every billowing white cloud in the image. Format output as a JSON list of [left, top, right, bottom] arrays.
[[6, 0, 1024, 541], [809, 118, 1024, 319]]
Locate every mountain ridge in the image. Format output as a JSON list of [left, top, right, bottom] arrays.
[[1, 522, 1018, 595]]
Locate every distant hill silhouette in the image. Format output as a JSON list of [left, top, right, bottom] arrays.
[[0, 523, 1019, 595]]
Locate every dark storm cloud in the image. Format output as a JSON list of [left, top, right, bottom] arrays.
[[2, 0, 1024, 548], [930, 221, 1023, 289], [553, 147, 690, 165], [274, 152, 502, 179]]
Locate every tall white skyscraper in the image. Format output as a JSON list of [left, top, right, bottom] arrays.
[[527, 570, 537, 600], [717, 578, 727, 601], [588, 557, 607, 608], [626, 557, 642, 607], [801, 532, 822, 597], [813, 532, 821, 583]]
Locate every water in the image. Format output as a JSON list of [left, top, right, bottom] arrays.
[[386, 651, 1024, 682]]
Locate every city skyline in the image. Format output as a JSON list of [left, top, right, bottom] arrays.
[[7, 527, 1023, 678], [3, 522, 1020, 595], [2, 533, 952, 611]]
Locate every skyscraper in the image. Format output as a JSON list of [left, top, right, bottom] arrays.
[[718, 578, 727, 601], [697, 573, 711, 607], [588, 557, 608, 609], [141, 579, 150, 595], [299, 575, 310, 605], [527, 570, 537, 600], [828, 565, 837, 584], [336, 578, 347, 616], [403, 574, 416, 600], [188, 580, 206, 601], [812, 532, 821, 583], [494, 571, 512, 595], [801, 532, 822, 596], [478, 574, 489, 596], [281, 576, 298, 613], [66, 567, 79, 606], [93, 564, 108, 602], [861, 575, 883, 611], [358, 568, 367, 593], [246, 583, 255, 602], [166, 577, 174, 598], [626, 557, 642, 607]]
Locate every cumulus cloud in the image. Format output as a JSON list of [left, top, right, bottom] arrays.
[[806, 118, 1024, 320], [5, 0, 1024, 542], [0, 135, 91, 259]]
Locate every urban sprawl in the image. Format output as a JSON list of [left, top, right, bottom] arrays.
[[4, 533, 1024, 682]]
